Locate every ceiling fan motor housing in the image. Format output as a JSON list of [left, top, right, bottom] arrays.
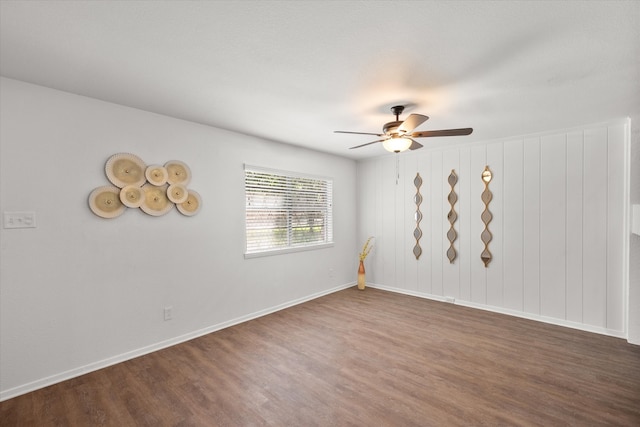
[[385, 106, 408, 135], [383, 121, 403, 135]]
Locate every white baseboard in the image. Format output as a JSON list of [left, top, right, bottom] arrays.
[[5, 280, 628, 401], [366, 283, 627, 340], [0, 282, 354, 402]]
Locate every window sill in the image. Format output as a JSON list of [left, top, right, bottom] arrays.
[[244, 242, 334, 259]]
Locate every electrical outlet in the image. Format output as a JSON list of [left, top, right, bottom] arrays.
[[328, 268, 335, 279], [164, 306, 173, 321]]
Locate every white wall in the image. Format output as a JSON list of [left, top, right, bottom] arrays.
[[0, 77, 358, 400], [357, 121, 630, 338]]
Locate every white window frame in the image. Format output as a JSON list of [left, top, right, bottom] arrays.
[[244, 165, 334, 258]]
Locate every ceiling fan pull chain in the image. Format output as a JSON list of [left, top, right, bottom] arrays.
[[396, 155, 400, 185]]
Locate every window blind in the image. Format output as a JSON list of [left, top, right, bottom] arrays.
[[245, 167, 333, 255]]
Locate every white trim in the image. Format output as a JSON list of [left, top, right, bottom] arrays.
[[0, 282, 354, 402], [244, 242, 334, 258], [622, 117, 631, 341], [366, 283, 627, 340]]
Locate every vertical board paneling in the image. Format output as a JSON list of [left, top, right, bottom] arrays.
[[356, 160, 375, 285], [607, 123, 626, 331], [583, 127, 608, 328], [539, 134, 567, 319], [523, 137, 541, 315], [458, 147, 472, 302], [470, 145, 487, 304], [486, 143, 504, 307], [430, 150, 444, 296], [503, 139, 524, 311], [356, 160, 374, 241], [356, 121, 627, 336], [381, 157, 397, 287], [395, 157, 406, 291], [442, 149, 460, 299], [566, 131, 584, 323], [373, 158, 385, 285], [457, 147, 472, 301]]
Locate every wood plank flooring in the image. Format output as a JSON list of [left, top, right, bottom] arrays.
[[2, 287, 640, 426]]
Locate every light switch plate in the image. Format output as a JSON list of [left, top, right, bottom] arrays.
[[3, 211, 37, 229]]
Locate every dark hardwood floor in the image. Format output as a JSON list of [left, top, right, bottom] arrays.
[[2, 287, 640, 426]]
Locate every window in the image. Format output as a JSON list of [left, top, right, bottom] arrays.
[[245, 166, 333, 257]]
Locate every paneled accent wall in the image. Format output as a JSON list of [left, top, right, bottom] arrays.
[[357, 121, 628, 336]]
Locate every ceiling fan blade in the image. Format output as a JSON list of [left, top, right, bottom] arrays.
[[335, 130, 385, 137], [398, 114, 429, 134], [411, 128, 473, 138], [408, 139, 423, 150], [349, 139, 386, 149]]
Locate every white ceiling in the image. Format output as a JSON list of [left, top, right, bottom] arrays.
[[1, 1, 639, 159]]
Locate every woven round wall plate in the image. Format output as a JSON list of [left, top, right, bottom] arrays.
[[145, 164, 169, 186], [164, 160, 191, 186], [105, 153, 147, 188], [119, 184, 144, 208], [140, 183, 173, 216], [167, 183, 189, 204], [177, 189, 201, 216], [89, 186, 126, 218]]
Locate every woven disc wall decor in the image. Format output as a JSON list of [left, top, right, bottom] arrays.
[[145, 165, 169, 186], [177, 190, 202, 216], [167, 183, 189, 204], [140, 183, 173, 216], [165, 160, 191, 185], [90, 154, 201, 218], [105, 153, 146, 188], [119, 185, 144, 208], [89, 186, 126, 219]]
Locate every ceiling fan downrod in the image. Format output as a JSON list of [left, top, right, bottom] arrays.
[[391, 105, 405, 121]]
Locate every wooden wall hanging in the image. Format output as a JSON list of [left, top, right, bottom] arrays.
[[480, 166, 493, 267], [413, 173, 423, 260], [89, 153, 201, 218], [446, 170, 458, 263]]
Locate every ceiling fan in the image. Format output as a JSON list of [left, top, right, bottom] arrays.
[[335, 105, 473, 153]]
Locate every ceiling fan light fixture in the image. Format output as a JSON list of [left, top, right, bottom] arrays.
[[336, 104, 472, 153], [383, 136, 412, 153]]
